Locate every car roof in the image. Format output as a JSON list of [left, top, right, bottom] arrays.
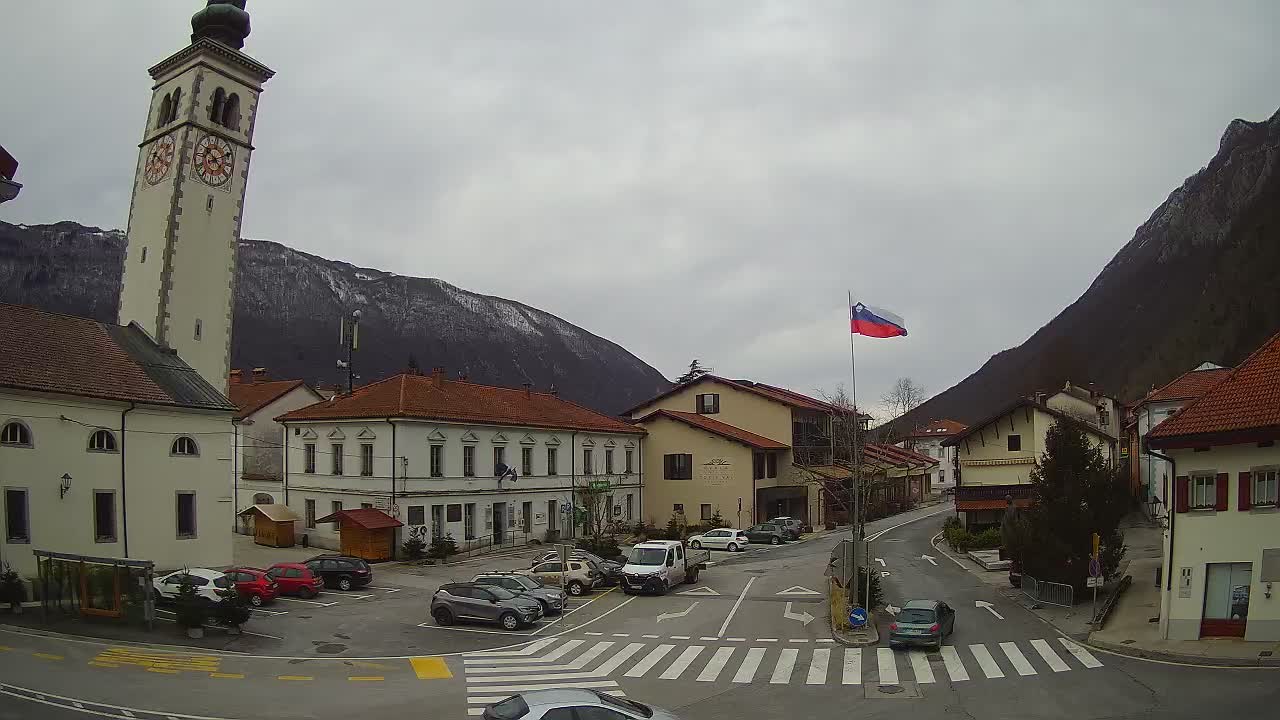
[[184, 568, 225, 579], [903, 599, 941, 609], [268, 562, 307, 569], [519, 688, 606, 707]]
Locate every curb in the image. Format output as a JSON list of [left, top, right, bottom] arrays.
[[829, 610, 880, 647], [1087, 636, 1280, 668]]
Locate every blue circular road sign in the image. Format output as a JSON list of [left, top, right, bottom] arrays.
[[849, 606, 868, 628]]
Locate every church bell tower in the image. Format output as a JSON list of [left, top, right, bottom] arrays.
[[117, 1, 273, 395]]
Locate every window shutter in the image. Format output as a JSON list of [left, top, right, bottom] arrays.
[[1174, 476, 1189, 513], [1238, 471, 1251, 511], [1214, 473, 1229, 511]]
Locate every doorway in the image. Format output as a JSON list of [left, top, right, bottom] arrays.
[[1201, 562, 1251, 638], [522, 501, 533, 534], [492, 502, 506, 544]]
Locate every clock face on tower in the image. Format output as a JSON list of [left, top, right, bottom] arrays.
[[193, 134, 235, 187], [143, 134, 176, 185]]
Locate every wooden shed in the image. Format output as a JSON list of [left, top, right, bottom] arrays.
[[238, 504, 299, 548], [314, 508, 403, 562]]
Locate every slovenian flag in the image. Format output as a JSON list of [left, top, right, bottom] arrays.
[[851, 303, 908, 338]]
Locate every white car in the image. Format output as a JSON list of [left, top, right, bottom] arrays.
[[687, 528, 749, 552], [153, 568, 232, 604]]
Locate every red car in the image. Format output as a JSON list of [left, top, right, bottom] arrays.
[[265, 562, 325, 598], [224, 567, 278, 607]]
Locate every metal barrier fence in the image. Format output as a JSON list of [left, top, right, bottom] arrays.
[[1020, 574, 1075, 608]]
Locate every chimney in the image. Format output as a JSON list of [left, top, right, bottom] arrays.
[[549, 384, 558, 397], [523, 382, 532, 399], [251, 367, 268, 383], [229, 369, 243, 384], [431, 367, 445, 388]]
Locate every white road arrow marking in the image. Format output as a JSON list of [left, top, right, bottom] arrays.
[[885, 604, 900, 615], [875, 558, 886, 567], [922, 554, 938, 566], [678, 586, 721, 596], [776, 585, 822, 596], [656, 601, 699, 623], [975, 600, 1005, 620], [782, 602, 815, 626]]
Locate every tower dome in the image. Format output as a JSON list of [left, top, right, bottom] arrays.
[[191, 0, 251, 50]]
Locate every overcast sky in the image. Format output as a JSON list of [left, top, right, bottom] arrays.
[[5, 1, 1279, 418]]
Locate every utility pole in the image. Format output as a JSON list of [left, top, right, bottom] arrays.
[[337, 309, 362, 394]]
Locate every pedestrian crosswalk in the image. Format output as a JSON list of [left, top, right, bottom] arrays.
[[461, 636, 1104, 713]]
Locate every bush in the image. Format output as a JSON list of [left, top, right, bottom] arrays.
[[943, 518, 1003, 553], [706, 510, 729, 529], [428, 534, 458, 560], [215, 586, 252, 628], [401, 534, 427, 560], [575, 538, 622, 560], [174, 573, 207, 629], [665, 513, 683, 540], [0, 564, 24, 606], [854, 566, 884, 609]]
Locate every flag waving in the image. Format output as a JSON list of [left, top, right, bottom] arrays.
[[851, 303, 908, 338]]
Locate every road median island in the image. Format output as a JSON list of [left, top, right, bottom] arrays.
[[827, 578, 878, 647]]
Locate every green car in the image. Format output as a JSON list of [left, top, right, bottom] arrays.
[[889, 599, 956, 650]]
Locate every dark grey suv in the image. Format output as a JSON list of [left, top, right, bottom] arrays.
[[472, 572, 568, 615], [432, 582, 543, 630]]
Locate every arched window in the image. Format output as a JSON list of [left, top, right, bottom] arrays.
[[1, 421, 32, 447], [157, 93, 172, 129], [88, 429, 118, 452], [221, 93, 240, 130], [172, 436, 199, 457], [209, 88, 226, 125], [168, 87, 182, 124], [253, 493, 274, 505]]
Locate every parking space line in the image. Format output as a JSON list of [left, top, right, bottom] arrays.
[[348, 676, 384, 681], [276, 597, 339, 607], [89, 662, 119, 668], [146, 668, 178, 674], [209, 673, 244, 679], [345, 594, 375, 600], [33, 653, 63, 661], [277, 675, 313, 681], [251, 608, 289, 616], [366, 586, 402, 592]]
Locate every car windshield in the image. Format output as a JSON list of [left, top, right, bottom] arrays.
[[487, 586, 519, 600], [897, 608, 936, 624], [628, 547, 667, 565]]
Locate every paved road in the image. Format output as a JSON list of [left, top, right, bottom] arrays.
[[1, 502, 1277, 719]]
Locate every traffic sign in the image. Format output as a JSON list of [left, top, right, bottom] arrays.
[[588, 480, 610, 491], [848, 606, 868, 628], [1088, 557, 1102, 578], [1086, 576, 1103, 588]]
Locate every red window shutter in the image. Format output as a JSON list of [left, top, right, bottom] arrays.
[[1238, 472, 1252, 511], [1215, 473, 1229, 511], [1175, 476, 1190, 513]]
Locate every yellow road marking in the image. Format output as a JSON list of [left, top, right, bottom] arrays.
[[89, 662, 120, 668], [0, 646, 11, 651], [277, 675, 313, 681], [210, 673, 244, 679], [409, 656, 452, 679], [146, 668, 179, 674], [33, 653, 64, 661], [352, 660, 394, 670], [348, 676, 384, 682]]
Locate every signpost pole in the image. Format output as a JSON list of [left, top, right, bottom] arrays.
[[1090, 532, 1101, 625]]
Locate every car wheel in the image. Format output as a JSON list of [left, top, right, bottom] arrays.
[[690, 540, 701, 549], [299, 586, 317, 599], [433, 607, 454, 626], [499, 612, 520, 631], [770, 535, 781, 545], [337, 576, 353, 591], [249, 594, 264, 607], [567, 581, 586, 596], [726, 542, 739, 552]]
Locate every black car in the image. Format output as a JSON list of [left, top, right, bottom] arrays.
[[304, 554, 373, 591]]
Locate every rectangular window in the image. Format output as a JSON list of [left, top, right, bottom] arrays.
[[429, 445, 444, 477], [304, 443, 316, 473], [464, 503, 476, 540], [1007, 434, 1022, 452], [447, 504, 462, 523], [331, 443, 344, 475], [1252, 469, 1278, 506], [663, 453, 693, 480], [94, 491, 116, 543], [701, 503, 712, 521], [753, 453, 765, 480], [522, 447, 533, 476], [696, 393, 720, 414], [1191, 474, 1216, 509], [331, 500, 342, 529], [361, 502, 374, 510], [605, 449, 614, 475], [4, 489, 29, 542], [407, 505, 425, 527], [493, 446, 506, 475], [625, 493, 633, 520], [766, 452, 777, 478], [625, 449, 634, 474], [462, 445, 474, 477], [583, 449, 594, 475], [304, 498, 316, 529], [360, 443, 374, 476], [177, 492, 197, 538], [547, 448, 558, 476]]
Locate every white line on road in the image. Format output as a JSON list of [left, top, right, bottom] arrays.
[[671, 635, 690, 640], [865, 505, 954, 542], [733, 648, 766, 683], [726, 637, 746, 642], [1058, 638, 1104, 668], [770, 648, 798, 684], [1030, 639, 1070, 672], [344, 594, 375, 600], [611, 633, 630, 637], [807, 648, 830, 685], [465, 637, 561, 657], [466, 680, 620, 697], [969, 644, 1005, 678], [699, 637, 720, 641], [464, 639, 577, 664], [659, 646, 705, 680], [842, 647, 861, 684], [641, 634, 658, 639], [1000, 642, 1037, 676], [593, 643, 646, 676], [940, 646, 969, 681], [585, 632, 603, 636], [624, 645, 674, 678], [468, 670, 601, 684], [757, 638, 778, 643], [930, 531, 969, 568], [696, 647, 736, 682], [275, 597, 338, 607], [876, 648, 898, 684], [717, 576, 756, 638], [366, 586, 402, 592], [908, 651, 935, 683]]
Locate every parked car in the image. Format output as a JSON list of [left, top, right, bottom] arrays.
[[472, 572, 568, 615], [304, 554, 373, 591], [432, 582, 542, 630], [888, 599, 956, 651], [531, 550, 623, 586], [483, 689, 679, 720], [687, 528, 749, 552], [152, 568, 231, 604], [223, 567, 278, 606], [767, 516, 805, 539], [516, 559, 600, 597], [743, 523, 788, 545], [264, 562, 325, 598]]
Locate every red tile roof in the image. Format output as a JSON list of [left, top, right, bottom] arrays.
[[624, 375, 871, 418], [277, 373, 644, 435], [1149, 331, 1280, 445], [905, 418, 968, 439], [1141, 367, 1234, 404], [315, 508, 403, 530], [229, 379, 315, 420], [635, 409, 789, 450], [0, 303, 234, 410], [863, 442, 938, 468]]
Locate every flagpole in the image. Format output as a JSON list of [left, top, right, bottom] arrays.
[[847, 291, 862, 602]]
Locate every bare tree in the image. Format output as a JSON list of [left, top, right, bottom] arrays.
[[880, 377, 927, 422]]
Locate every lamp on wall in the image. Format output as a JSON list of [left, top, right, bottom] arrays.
[[60, 473, 72, 499]]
